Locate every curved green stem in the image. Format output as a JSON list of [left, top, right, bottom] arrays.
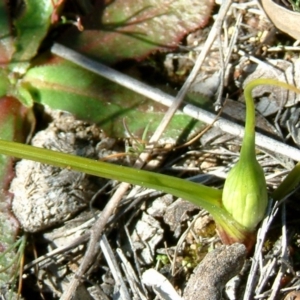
[[243, 78, 300, 156], [241, 79, 256, 159], [221, 78, 300, 235], [245, 79, 300, 202]]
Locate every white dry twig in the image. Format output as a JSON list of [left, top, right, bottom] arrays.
[[52, 43, 300, 162], [142, 268, 183, 300]]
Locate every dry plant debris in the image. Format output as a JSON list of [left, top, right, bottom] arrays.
[[8, 0, 300, 299]]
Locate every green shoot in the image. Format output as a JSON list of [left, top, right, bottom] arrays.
[[0, 79, 299, 250]]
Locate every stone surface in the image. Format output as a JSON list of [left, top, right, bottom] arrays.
[[10, 111, 102, 232], [183, 243, 247, 300]]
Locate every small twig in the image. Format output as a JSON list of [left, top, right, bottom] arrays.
[[99, 234, 131, 300], [256, 258, 277, 295], [243, 200, 279, 300], [214, 32, 225, 109], [117, 248, 148, 300], [267, 45, 300, 52], [174, 97, 228, 149], [123, 225, 146, 294], [148, 0, 233, 143], [142, 268, 183, 300], [24, 232, 90, 271], [268, 203, 289, 300], [60, 182, 132, 300], [214, 7, 241, 108]]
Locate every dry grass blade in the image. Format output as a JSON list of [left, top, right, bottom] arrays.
[[99, 234, 131, 300], [243, 200, 279, 300], [117, 248, 148, 300]]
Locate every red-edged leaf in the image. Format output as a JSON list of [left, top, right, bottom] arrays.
[[0, 1, 14, 66], [59, 0, 214, 64], [0, 96, 33, 285], [9, 0, 55, 73]]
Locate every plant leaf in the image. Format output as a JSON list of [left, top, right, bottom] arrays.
[[59, 0, 214, 64], [0, 96, 33, 286], [0, 69, 10, 97], [22, 56, 207, 141], [272, 162, 300, 201], [0, 138, 223, 216], [0, 1, 14, 65], [9, 0, 54, 73], [0, 138, 252, 246]]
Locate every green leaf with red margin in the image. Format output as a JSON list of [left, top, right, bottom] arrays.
[[59, 0, 214, 64], [0, 1, 14, 66], [22, 56, 208, 142], [0, 96, 33, 286], [9, 0, 55, 73]]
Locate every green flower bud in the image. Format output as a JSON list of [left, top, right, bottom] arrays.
[[221, 79, 270, 233], [222, 157, 268, 231]]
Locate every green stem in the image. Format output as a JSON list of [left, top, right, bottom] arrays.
[[244, 78, 300, 201], [0, 139, 222, 210], [243, 78, 300, 158], [241, 79, 256, 159]]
